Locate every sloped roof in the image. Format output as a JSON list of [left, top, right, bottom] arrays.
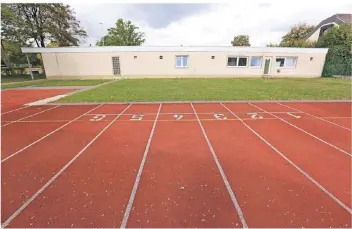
[[306, 13, 352, 39], [336, 14, 352, 23]]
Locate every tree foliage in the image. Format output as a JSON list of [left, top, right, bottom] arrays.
[[231, 35, 251, 46], [1, 3, 87, 48], [316, 24, 352, 49], [266, 43, 280, 47], [1, 3, 87, 75], [279, 23, 315, 47], [316, 24, 352, 76], [96, 19, 145, 46]]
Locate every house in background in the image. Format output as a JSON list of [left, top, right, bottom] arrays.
[[306, 14, 352, 42]]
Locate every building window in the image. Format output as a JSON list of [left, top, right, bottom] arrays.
[[211, 56, 215, 59], [250, 56, 262, 68], [227, 56, 248, 67], [275, 57, 297, 68], [175, 55, 188, 68], [134, 56, 137, 59], [159, 56, 163, 59]]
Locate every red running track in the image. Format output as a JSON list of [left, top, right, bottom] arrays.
[[1, 89, 76, 113], [1, 101, 351, 228]]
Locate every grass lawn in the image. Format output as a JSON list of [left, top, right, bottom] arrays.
[[1, 74, 46, 83], [58, 78, 352, 102], [1, 79, 110, 90]]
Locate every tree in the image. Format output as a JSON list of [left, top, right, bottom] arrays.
[[279, 23, 315, 47], [231, 35, 251, 46], [1, 3, 87, 48], [316, 24, 352, 76], [316, 24, 352, 48], [96, 19, 145, 46]]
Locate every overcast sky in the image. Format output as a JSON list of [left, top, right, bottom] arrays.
[[68, 0, 352, 47]]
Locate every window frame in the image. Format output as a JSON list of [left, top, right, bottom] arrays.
[[275, 56, 298, 69], [227, 56, 249, 68], [175, 55, 189, 68], [250, 56, 263, 68]]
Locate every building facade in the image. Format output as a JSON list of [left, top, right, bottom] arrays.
[[21, 46, 329, 79], [306, 13, 352, 43]]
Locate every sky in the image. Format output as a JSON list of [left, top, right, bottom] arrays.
[[68, 0, 352, 47]]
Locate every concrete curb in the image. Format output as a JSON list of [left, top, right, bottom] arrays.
[[24, 79, 119, 106]]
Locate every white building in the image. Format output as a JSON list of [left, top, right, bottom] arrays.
[[21, 46, 329, 79]]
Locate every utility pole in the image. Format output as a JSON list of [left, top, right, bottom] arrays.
[[99, 22, 104, 46]]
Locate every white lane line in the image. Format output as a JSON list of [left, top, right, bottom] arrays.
[[248, 103, 352, 157], [1, 104, 131, 228], [120, 103, 162, 228], [1, 105, 60, 127], [85, 111, 302, 116], [1, 106, 29, 115], [277, 102, 352, 131], [191, 103, 248, 228], [1, 104, 104, 163], [221, 102, 352, 215]]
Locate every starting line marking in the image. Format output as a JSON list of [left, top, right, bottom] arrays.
[[90, 114, 106, 121], [247, 112, 263, 119], [1, 104, 104, 163], [173, 114, 183, 120], [1, 104, 132, 228], [249, 103, 352, 157], [214, 113, 228, 120], [277, 102, 351, 131], [121, 103, 162, 228], [191, 103, 248, 228], [220, 102, 352, 215]]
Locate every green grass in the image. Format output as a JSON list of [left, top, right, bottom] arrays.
[[1, 79, 110, 89], [1, 74, 46, 83], [58, 78, 352, 102]]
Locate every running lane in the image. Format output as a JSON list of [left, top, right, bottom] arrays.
[[225, 103, 351, 209], [1, 105, 98, 160], [5, 104, 158, 228], [1, 105, 58, 122], [126, 103, 243, 228], [279, 102, 352, 129], [252, 102, 351, 153], [1, 89, 76, 112], [197, 103, 351, 227], [1, 105, 130, 224]]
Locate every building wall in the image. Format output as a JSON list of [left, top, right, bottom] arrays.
[[42, 51, 327, 79], [307, 22, 338, 42]]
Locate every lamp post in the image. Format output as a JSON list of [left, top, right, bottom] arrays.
[[99, 22, 104, 46]]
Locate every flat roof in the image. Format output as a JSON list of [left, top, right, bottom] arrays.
[[21, 46, 329, 54]]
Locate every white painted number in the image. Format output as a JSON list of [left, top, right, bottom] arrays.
[[287, 112, 301, 119], [214, 113, 227, 120], [247, 113, 263, 119], [90, 114, 106, 121], [130, 114, 144, 121], [173, 114, 183, 120]]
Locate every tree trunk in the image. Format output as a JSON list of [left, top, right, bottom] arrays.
[[1, 40, 14, 76]]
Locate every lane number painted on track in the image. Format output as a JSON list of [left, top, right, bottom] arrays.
[[247, 113, 263, 119], [214, 113, 227, 120], [173, 114, 183, 120], [90, 114, 106, 121], [287, 112, 301, 119], [130, 114, 144, 121]]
